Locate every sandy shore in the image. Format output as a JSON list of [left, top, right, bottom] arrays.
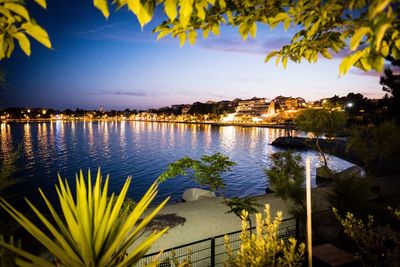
[[130, 185, 332, 255], [131, 172, 400, 256]]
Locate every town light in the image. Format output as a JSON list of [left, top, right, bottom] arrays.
[[346, 102, 353, 108]]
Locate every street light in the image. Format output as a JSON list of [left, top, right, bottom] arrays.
[[346, 102, 353, 108]]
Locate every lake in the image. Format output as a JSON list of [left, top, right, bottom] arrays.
[[0, 121, 353, 204]]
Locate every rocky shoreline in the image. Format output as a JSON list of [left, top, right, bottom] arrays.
[[270, 136, 362, 166]]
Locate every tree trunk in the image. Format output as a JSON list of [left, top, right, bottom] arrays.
[[316, 137, 328, 167]]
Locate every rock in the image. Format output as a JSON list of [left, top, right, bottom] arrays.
[[336, 166, 365, 178], [316, 166, 334, 181], [182, 188, 216, 202]]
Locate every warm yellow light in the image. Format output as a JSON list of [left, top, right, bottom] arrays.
[[42, 109, 47, 115], [221, 113, 236, 122], [27, 109, 31, 113]]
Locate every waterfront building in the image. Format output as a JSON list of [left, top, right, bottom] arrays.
[[235, 97, 275, 117]]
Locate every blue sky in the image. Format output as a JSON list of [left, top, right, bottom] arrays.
[[1, 1, 384, 110]]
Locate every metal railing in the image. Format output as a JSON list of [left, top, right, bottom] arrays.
[[136, 216, 298, 267]]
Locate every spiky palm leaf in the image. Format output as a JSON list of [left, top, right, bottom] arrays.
[[0, 169, 169, 266]]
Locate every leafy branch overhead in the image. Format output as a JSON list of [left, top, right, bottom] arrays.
[[94, 0, 400, 74], [0, 0, 52, 60]]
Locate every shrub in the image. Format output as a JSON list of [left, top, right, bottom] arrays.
[[224, 204, 305, 266], [266, 151, 306, 217], [334, 207, 400, 266]]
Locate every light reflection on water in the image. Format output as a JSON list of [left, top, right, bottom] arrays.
[[0, 121, 354, 204]]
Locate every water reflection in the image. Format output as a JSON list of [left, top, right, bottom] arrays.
[[219, 126, 236, 154], [2, 121, 355, 203], [0, 123, 12, 161], [23, 123, 34, 164]]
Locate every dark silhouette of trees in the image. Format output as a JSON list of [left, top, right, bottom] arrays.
[[380, 68, 400, 123]]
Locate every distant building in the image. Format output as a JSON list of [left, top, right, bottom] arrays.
[[273, 96, 306, 110], [171, 104, 191, 114], [236, 98, 275, 116]]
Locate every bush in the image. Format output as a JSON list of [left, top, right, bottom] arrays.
[[224, 204, 305, 266], [326, 174, 372, 217]]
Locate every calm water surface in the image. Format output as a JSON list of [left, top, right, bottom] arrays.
[[0, 121, 353, 204]]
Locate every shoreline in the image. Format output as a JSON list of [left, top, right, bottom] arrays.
[[0, 119, 296, 129]]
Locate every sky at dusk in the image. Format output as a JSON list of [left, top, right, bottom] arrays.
[[1, 0, 386, 110]]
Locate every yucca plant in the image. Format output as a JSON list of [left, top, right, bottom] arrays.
[[0, 169, 169, 266]]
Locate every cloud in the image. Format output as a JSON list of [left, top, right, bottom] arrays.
[[75, 23, 160, 45], [197, 36, 266, 55], [103, 90, 147, 97], [349, 64, 400, 77]]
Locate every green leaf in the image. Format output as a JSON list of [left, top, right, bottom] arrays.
[[137, 0, 155, 28], [275, 55, 281, 66], [375, 23, 391, 51], [283, 19, 290, 31], [282, 56, 288, 69], [265, 51, 278, 62], [188, 30, 197, 45], [195, 2, 205, 20], [0, 6, 13, 19], [93, 0, 109, 18], [0, 34, 6, 59], [368, 0, 390, 19], [5, 36, 14, 58], [4, 3, 29, 20], [179, 0, 194, 27], [178, 31, 186, 46], [202, 27, 210, 38], [272, 12, 289, 23], [21, 22, 51, 48], [380, 40, 389, 56], [321, 49, 332, 59], [164, 0, 177, 21], [249, 22, 256, 38], [359, 57, 372, 71], [391, 46, 400, 60], [211, 24, 220, 36], [350, 27, 370, 51], [14, 32, 30, 56], [156, 29, 170, 40], [226, 10, 233, 23], [371, 55, 384, 72], [34, 0, 47, 9], [339, 48, 367, 75]]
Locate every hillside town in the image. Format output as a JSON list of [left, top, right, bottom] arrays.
[[0, 93, 387, 125]]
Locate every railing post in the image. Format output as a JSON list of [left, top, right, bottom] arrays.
[[295, 217, 300, 240], [210, 237, 215, 266]]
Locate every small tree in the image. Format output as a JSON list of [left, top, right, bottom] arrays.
[[347, 121, 400, 173], [158, 152, 236, 192], [380, 68, 400, 123], [158, 153, 261, 228], [224, 204, 305, 266], [296, 108, 346, 168], [265, 151, 306, 218]]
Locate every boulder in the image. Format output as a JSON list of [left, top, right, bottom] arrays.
[[182, 188, 216, 202], [316, 166, 334, 181]]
